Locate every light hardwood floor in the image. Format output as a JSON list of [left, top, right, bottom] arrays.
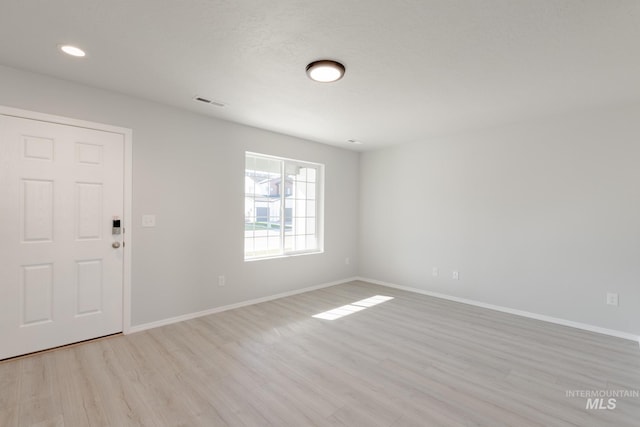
[[2, 280, 639, 426]]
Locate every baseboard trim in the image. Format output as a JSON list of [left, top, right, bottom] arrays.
[[357, 276, 640, 345], [127, 277, 357, 334]]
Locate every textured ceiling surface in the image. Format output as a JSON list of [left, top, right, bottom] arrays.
[[1, 0, 639, 150]]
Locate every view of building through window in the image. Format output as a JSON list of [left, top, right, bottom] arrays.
[[245, 152, 323, 259]]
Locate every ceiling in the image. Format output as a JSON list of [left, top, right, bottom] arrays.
[[1, 1, 639, 151]]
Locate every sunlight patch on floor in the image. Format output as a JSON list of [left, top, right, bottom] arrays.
[[312, 295, 394, 320]]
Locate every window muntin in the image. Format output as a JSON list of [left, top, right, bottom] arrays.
[[245, 152, 323, 260]]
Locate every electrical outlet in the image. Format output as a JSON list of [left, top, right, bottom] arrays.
[[606, 292, 618, 306], [452, 271, 459, 280], [432, 267, 439, 277], [345, 257, 350, 265], [218, 275, 226, 287]]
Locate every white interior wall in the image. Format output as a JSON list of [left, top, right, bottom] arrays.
[[2, 63, 638, 338], [359, 104, 640, 335], [0, 65, 359, 326]]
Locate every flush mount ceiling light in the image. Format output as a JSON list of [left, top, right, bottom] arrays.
[[306, 60, 345, 83], [59, 45, 86, 57]]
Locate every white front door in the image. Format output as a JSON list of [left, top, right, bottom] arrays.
[[0, 114, 124, 360]]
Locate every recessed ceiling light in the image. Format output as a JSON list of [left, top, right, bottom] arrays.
[[59, 45, 86, 57], [306, 60, 345, 83], [347, 139, 363, 145]]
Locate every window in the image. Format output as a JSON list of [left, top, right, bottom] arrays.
[[245, 152, 323, 260]]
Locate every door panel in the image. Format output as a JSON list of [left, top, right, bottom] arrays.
[[20, 263, 54, 325], [0, 115, 124, 360]]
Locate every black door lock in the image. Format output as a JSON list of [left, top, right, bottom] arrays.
[[112, 218, 121, 235]]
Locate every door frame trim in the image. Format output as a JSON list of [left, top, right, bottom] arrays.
[[0, 105, 133, 334]]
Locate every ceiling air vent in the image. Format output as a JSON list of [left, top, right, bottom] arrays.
[[193, 96, 225, 107]]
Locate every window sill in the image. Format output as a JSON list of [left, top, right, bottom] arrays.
[[244, 249, 324, 262]]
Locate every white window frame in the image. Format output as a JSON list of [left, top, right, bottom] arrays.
[[244, 152, 324, 261]]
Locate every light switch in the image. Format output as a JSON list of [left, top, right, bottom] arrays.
[[142, 214, 156, 227]]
